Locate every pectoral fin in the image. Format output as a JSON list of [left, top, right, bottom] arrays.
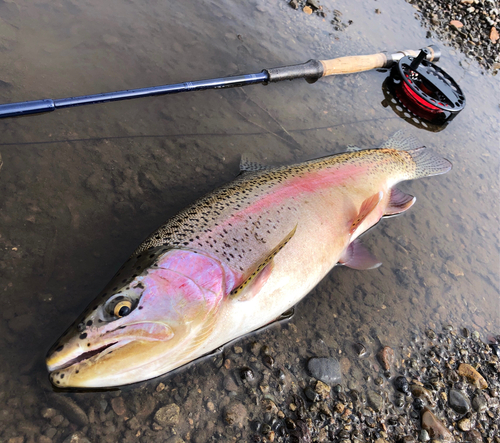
[[349, 192, 383, 236], [384, 188, 415, 217], [339, 239, 382, 270], [230, 225, 297, 301]]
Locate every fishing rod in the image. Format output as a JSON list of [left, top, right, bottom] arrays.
[[0, 46, 442, 119]]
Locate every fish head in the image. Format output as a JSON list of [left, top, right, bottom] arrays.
[[46, 248, 226, 388]]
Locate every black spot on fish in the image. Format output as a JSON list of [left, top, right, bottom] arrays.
[[76, 370, 79, 374], [55, 345, 64, 352], [138, 306, 143, 310], [60, 374, 64, 379], [80, 333, 87, 340], [86, 320, 93, 326], [87, 343, 91, 347], [77, 323, 85, 332]]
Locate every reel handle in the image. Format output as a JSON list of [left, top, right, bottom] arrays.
[[319, 45, 440, 76]]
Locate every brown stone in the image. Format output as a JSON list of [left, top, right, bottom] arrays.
[[111, 397, 127, 416], [490, 27, 499, 43], [377, 346, 395, 372], [314, 380, 331, 400], [303, 6, 313, 14], [450, 20, 464, 29], [457, 363, 488, 389], [421, 408, 454, 442]]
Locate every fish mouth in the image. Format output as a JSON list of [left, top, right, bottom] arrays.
[[48, 341, 119, 372], [47, 321, 175, 386]]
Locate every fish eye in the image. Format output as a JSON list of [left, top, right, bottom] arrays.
[[114, 300, 133, 318]]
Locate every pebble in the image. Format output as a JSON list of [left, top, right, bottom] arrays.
[[307, 357, 342, 385], [394, 376, 410, 394], [421, 408, 454, 442], [154, 404, 180, 427], [223, 375, 239, 392], [49, 395, 88, 427], [471, 394, 487, 412], [457, 417, 472, 431], [377, 346, 395, 372], [223, 402, 247, 426], [303, 6, 313, 14], [314, 380, 331, 400], [367, 390, 384, 412], [111, 397, 127, 416], [41, 408, 57, 419], [449, 389, 471, 414], [457, 363, 488, 389], [411, 384, 433, 404], [62, 432, 91, 443]]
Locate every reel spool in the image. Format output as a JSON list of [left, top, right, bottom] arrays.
[[389, 48, 465, 126]]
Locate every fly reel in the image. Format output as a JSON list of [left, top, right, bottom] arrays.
[[389, 48, 465, 126]]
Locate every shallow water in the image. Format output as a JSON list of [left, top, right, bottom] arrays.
[[0, 0, 498, 441]]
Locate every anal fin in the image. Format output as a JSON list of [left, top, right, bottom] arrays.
[[339, 239, 382, 270], [384, 188, 415, 217], [230, 225, 297, 301], [349, 192, 383, 236]]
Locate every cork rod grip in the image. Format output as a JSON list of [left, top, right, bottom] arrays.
[[320, 53, 387, 76]]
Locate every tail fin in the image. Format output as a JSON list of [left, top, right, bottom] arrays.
[[407, 146, 452, 179]]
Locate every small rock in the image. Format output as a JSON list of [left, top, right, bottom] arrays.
[[303, 6, 313, 14], [471, 394, 487, 412], [233, 346, 243, 354], [367, 390, 384, 412], [457, 417, 472, 432], [464, 429, 482, 443], [111, 397, 127, 416], [223, 402, 247, 426], [223, 375, 239, 392], [450, 20, 464, 29], [127, 417, 140, 430], [154, 404, 180, 427], [7, 438, 24, 443], [49, 395, 88, 426], [305, 386, 320, 402], [334, 402, 345, 414], [457, 363, 488, 389], [62, 432, 91, 443], [289, 0, 299, 10], [156, 383, 165, 392], [421, 408, 454, 442], [419, 429, 430, 442], [411, 385, 433, 404], [239, 366, 255, 382], [41, 408, 57, 419], [262, 399, 279, 415], [314, 380, 331, 400], [307, 357, 342, 385], [490, 27, 499, 44], [449, 389, 470, 414], [377, 346, 395, 372], [306, 0, 320, 10], [394, 376, 410, 394]]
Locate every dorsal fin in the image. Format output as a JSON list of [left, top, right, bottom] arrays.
[[377, 130, 420, 151], [230, 225, 297, 301], [349, 192, 382, 236], [240, 153, 271, 172]]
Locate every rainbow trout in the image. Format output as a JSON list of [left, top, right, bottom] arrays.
[[46, 132, 451, 388]]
